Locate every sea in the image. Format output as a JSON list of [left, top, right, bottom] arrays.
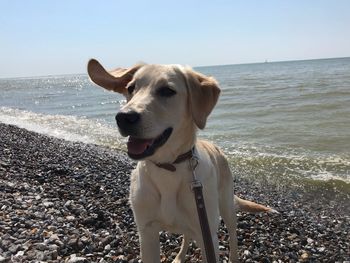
[[1, 57, 350, 195]]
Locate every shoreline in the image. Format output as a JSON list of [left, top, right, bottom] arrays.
[[0, 123, 349, 262]]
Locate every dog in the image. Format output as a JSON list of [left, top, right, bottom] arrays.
[[87, 59, 275, 263]]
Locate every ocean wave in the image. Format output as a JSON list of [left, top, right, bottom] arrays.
[[223, 144, 350, 187], [0, 107, 125, 150], [1, 107, 349, 188]]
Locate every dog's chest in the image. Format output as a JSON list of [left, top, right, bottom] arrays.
[[130, 162, 195, 230]]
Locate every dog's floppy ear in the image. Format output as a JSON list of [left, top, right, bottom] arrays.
[[184, 69, 221, 129], [87, 59, 142, 95]]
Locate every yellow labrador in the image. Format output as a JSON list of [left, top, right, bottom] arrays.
[[87, 59, 274, 263]]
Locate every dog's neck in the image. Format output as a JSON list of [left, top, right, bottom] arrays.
[[154, 147, 194, 172]]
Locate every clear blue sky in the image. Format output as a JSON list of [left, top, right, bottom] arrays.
[[1, 0, 349, 78]]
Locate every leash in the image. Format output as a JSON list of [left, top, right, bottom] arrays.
[[189, 148, 216, 263], [155, 147, 216, 262]]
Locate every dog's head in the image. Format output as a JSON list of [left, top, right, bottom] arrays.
[[87, 59, 220, 161]]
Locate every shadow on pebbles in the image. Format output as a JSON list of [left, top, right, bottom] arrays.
[[0, 123, 349, 262]]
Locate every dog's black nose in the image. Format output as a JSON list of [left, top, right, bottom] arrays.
[[115, 111, 140, 129]]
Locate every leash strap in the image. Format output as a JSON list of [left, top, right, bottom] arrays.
[[189, 150, 216, 263]]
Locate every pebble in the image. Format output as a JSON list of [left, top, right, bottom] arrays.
[[300, 251, 309, 260], [8, 244, 21, 254], [307, 238, 314, 244], [49, 233, 60, 242], [66, 254, 88, 263], [318, 246, 326, 252], [66, 215, 76, 221], [36, 242, 49, 251], [43, 201, 54, 207], [104, 244, 111, 251]]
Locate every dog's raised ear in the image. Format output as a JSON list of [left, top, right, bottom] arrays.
[[87, 59, 142, 95], [184, 68, 221, 129]]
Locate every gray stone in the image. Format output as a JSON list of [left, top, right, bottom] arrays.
[[66, 254, 88, 263], [48, 244, 59, 251], [66, 215, 76, 222], [35, 242, 49, 251], [15, 250, 25, 257], [43, 201, 54, 208], [49, 233, 60, 242], [36, 251, 47, 261], [8, 244, 20, 254], [104, 244, 111, 252], [51, 250, 58, 260]]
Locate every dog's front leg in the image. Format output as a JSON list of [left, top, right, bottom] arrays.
[[139, 226, 160, 263], [173, 234, 190, 263], [195, 233, 219, 263]]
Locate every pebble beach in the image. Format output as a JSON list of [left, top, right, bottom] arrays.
[[0, 123, 349, 262]]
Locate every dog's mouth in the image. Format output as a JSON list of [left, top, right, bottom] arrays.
[[127, 128, 173, 160]]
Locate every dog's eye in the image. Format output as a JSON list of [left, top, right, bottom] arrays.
[[157, 87, 176, 97], [127, 84, 135, 94]]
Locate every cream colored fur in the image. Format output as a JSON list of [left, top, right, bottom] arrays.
[[87, 59, 274, 263]]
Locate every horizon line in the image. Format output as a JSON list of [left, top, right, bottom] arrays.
[[1, 56, 349, 80], [195, 56, 350, 69]]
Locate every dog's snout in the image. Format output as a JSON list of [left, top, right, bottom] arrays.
[[115, 111, 140, 128]]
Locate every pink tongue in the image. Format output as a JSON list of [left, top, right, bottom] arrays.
[[127, 137, 154, 155]]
